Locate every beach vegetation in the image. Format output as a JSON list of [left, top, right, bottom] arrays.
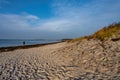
[[69, 22, 120, 42]]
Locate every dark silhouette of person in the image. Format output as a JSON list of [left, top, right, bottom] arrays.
[[23, 41, 25, 46]]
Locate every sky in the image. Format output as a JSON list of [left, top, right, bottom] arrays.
[[0, 0, 120, 39]]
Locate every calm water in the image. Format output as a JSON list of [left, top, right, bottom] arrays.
[[0, 39, 60, 47]]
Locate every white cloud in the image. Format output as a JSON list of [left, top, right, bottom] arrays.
[[0, 0, 120, 39], [0, 14, 36, 31], [39, 19, 74, 32], [52, 0, 120, 31], [0, 13, 80, 32]]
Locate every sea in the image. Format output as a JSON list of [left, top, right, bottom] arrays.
[[0, 39, 61, 47]]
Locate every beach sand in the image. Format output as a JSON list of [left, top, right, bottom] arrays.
[[0, 42, 80, 80], [0, 40, 120, 80]]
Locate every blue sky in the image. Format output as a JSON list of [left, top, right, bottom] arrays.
[[0, 0, 120, 39]]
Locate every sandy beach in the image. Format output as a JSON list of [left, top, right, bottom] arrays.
[[0, 0, 120, 79], [0, 39, 120, 80], [0, 42, 80, 80]]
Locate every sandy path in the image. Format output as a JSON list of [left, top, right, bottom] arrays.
[[0, 42, 80, 80]]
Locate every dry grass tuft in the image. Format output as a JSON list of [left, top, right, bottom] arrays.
[[69, 22, 120, 42]]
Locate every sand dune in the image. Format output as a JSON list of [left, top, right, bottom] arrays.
[[0, 40, 120, 80]]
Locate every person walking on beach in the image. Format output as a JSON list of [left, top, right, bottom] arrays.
[[23, 41, 25, 46]]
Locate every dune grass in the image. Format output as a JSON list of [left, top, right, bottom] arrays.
[[92, 22, 120, 40], [69, 22, 120, 42]]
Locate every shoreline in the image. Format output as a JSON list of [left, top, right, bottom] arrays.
[[0, 41, 61, 52]]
